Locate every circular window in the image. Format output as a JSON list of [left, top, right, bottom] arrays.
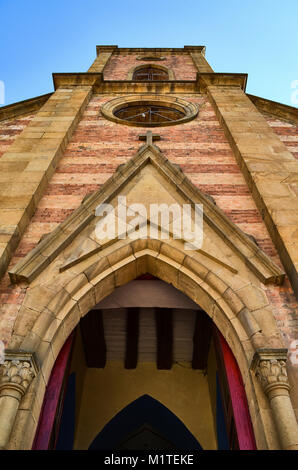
[[101, 95, 199, 127], [114, 104, 185, 124]]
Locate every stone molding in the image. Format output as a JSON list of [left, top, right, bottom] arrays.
[[94, 45, 205, 55], [53, 72, 103, 90], [100, 94, 198, 127], [0, 93, 53, 122], [95, 45, 118, 55], [4, 90, 298, 126], [51, 72, 248, 94], [247, 93, 298, 125], [136, 56, 166, 61], [197, 73, 247, 91]]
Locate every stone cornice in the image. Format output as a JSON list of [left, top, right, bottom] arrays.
[[96, 45, 118, 55], [95, 45, 206, 56], [52, 72, 103, 90], [52, 72, 248, 94], [198, 73, 248, 92], [4, 80, 297, 123], [0, 93, 52, 122], [248, 93, 298, 125]]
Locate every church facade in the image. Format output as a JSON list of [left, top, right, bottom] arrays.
[[0, 45, 297, 450]]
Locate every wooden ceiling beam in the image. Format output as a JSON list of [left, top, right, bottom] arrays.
[[192, 310, 212, 370], [125, 307, 140, 369], [155, 308, 173, 370], [80, 309, 106, 368]]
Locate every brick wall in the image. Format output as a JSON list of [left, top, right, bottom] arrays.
[[0, 95, 297, 352], [104, 53, 197, 80]]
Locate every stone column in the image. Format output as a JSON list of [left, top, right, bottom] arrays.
[[251, 349, 298, 450], [0, 352, 38, 449]]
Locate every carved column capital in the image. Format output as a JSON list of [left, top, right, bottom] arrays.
[[251, 349, 289, 396], [0, 351, 38, 397]]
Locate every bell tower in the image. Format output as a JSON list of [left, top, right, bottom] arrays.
[[0, 44, 298, 451]]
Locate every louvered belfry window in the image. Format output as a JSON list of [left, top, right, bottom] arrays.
[[133, 66, 169, 81]]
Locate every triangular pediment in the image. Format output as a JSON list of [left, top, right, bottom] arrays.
[[9, 139, 284, 285]]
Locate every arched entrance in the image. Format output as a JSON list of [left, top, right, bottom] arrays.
[[3, 238, 297, 450], [1, 129, 298, 451], [31, 279, 256, 450]]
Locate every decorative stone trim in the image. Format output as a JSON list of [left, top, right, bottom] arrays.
[[247, 93, 298, 125], [100, 94, 199, 127], [0, 93, 52, 122], [0, 352, 38, 394], [251, 349, 289, 395], [94, 45, 205, 55], [251, 348, 298, 450], [197, 73, 248, 91], [0, 352, 38, 449], [94, 81, 199, 94], [53, 72, 103, 90], [95, 45, 118, 55], [136, 56, 166, 61], [52, 72, 248, 95]]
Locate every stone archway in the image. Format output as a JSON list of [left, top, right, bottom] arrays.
[[1, 141, 298, 450], [2, 239, 298, 450]]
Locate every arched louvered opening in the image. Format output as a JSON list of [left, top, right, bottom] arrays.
[[132, 66, 169, 81]]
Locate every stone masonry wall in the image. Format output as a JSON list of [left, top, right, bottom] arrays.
[[104, 53, 197, 80], [262, 111, 298, 161], [0, 94, 297, 363], [0, 114, 35, 159]]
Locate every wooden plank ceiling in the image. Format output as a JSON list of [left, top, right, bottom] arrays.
[[80, 307, 212, 370]]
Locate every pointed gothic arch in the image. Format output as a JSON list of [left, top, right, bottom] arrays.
[[5, 241, 281, 449], [4, 139, 295, 450], [88, 394, 202, 450]]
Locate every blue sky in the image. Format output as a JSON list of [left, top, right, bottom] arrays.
[[0, 0, 297, 106]]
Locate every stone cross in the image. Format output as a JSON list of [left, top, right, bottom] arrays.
[[138, 130, 161, 146]]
